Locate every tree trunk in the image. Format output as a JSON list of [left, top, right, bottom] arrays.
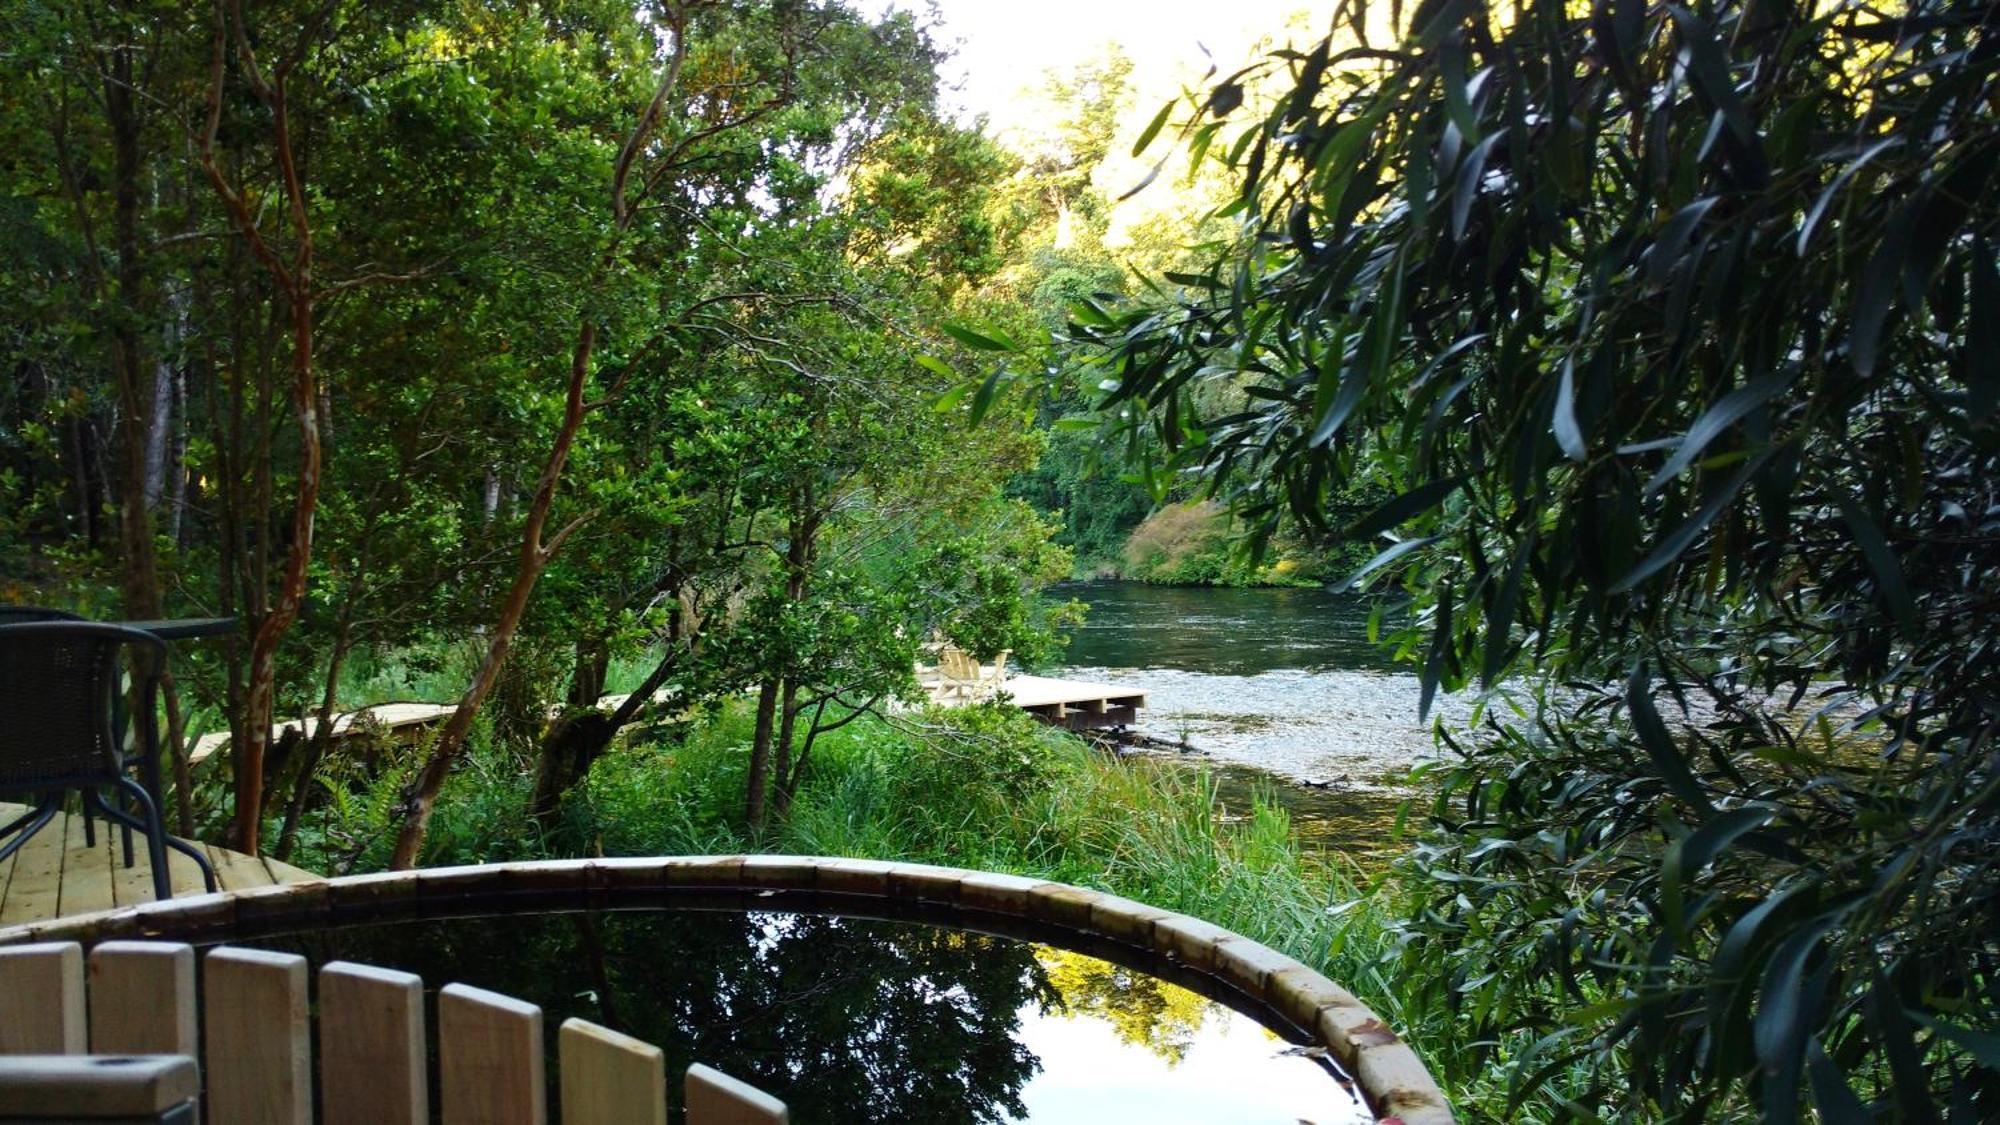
[[167, 368, 188, 545], [387, 315, 600, 869], [530, 608, 694, 825], [745, 678, 780, 832], [106, 41, 163, 624], [770, 679, 799, 820], [199, 6, 326, 856], [275, 617, 355, 861], [566, 635, 610, 709]]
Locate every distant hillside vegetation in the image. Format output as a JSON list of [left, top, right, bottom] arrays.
[[1117, 501, 1327, 586]]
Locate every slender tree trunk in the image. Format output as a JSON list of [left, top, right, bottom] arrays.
[[771, 700, 819, 822], [167, 368, 188, 545], [275, 621, 352, 861], [67, 417, 94, 547], [199, 4, 324, 856], [106, 43, 164, 623], [745, 678, 780, 832], [161, 674, 195, 835], [566, 634, 611, 709], [757, 498, 819, 825], [530, 601, 695, 824], [771, 679, 799, 815], [387, 316, 600, 869]]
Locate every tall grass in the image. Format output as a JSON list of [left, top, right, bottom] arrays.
[[335, 702, 1503, 1114]]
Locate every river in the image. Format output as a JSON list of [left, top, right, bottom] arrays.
[[1052, 582, 1459, 857]]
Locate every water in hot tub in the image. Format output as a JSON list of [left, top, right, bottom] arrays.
[[252, 908, 1373, 1123]]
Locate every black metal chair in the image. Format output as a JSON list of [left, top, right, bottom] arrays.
[[0, 621, 217, 900]]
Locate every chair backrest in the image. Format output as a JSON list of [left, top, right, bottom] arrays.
[[938, 647, 980, 682], [0, 607, 84, 624], [0, 623, 161, 791]]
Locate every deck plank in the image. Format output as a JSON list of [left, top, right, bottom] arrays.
[[0, 843, 16, 919], [0, 803, 321, 931], [206, 842, 279, 892], [57, 808, 115, 918], [2, 807, 72, 926], [105, 810, 163, 908]]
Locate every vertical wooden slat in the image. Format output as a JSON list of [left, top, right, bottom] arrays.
[[685, 1064, 789, 1125], [205, 946, 311, 1125], [439, 982, 545, 1125], [320, 961, 428, 1125], [558, 1018, 665, 1125], [0, 941, 85, 1053], [88, 941, 198, 1055]]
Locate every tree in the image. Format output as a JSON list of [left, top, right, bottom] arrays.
[[1065, 0, 2000, 1118]]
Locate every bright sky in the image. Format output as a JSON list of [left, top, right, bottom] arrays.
[[875, 0, 1327, 129]]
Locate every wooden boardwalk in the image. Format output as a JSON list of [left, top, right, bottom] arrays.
[[0, 802, 321, 928]]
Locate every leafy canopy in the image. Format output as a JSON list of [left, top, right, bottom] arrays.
[[1061, 0, 2000, 1118]]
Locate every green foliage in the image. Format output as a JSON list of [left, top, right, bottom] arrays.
[[1065, 0, 2000, 1119], [394, 702, 1425, 1047], [1, 0, 1079, 848]]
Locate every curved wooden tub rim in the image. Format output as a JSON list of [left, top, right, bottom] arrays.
[[0, 856, 1454, 1125]]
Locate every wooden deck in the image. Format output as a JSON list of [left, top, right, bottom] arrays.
[[0, 802, 321, 928], [998, 674, 1146, 731]]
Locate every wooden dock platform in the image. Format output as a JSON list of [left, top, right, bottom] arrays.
[[995, 675, 1146, 731], [0, 802, 321, 929]]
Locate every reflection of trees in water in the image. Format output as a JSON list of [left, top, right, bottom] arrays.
[[270, 911, 1053, 1123], [1036, 947, 1210, 1065]]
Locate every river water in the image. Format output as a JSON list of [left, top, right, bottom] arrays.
[[1053, 582, 1461, 855]]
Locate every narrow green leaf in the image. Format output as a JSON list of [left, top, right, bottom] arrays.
[[1119, 153, 1171, 202], [1615, 458, 1761, 592], [1797, 138, 1898, 256], [1870, 975, 1941, 1125], [967, 367, 1004, 426], [1347, 477, 1464, 538], [1837, 499, 1918, 636], [1647, 197, 1719, 287], [1666, 6, 1756, 147], [1310, 367, 1368, 447], [913, 354, 955, 381], [1452, 133, 1502, 240], [1644, 372, 1789, 494], [931, 384, 969, 413], [941, 322, 1020, 352], [1627, 666, 1713, 813], [1849, 207, 1913, 375], [1753, 913, 1842, 1125], [1336, 536, 1436, 592], [1911, 1012, 2000, 1071], [1133, 100, 1174, 157], [1806, 1039, 1872, 1125], [1553, 358, 1586, 462], [1664, 805, 1776, 935], [1481, 537, 1529, 688]]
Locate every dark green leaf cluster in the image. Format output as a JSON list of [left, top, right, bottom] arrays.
[[1068, 0, 2000, 1117]]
